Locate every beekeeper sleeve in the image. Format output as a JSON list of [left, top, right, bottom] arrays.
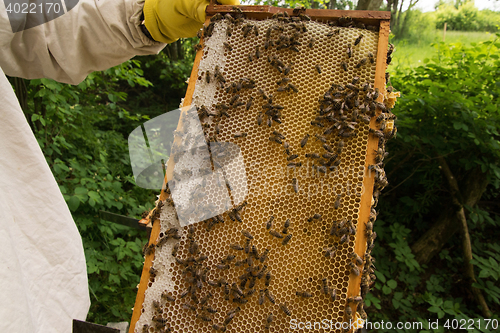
[[0, 0, 165, 84], [0, 0, 165, 332]]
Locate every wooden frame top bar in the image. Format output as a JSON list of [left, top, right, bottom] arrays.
[[207, 5, 390, 25]]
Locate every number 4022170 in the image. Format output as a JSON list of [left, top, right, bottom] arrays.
[[6, 2, 62, 14]]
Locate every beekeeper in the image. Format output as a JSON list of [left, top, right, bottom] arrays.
[[0, 0, 237, 331]]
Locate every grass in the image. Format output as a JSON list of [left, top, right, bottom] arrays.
[[390, 30, 497, 70]]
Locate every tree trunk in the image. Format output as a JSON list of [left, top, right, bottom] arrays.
[[388, 0, 399, 30], [327, 0, 337, 9], [394, 0, 405, 35], [411, 166, 488, 265], [9, 76, 36, 132], [356, 0, 372, 10], [436, 157, 491, 318], [368, 0, 384, 10]]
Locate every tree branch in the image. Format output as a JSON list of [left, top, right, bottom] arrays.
[[437, 156, 491, 318]]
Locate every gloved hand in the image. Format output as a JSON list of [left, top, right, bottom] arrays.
[[144, 0, 240, 43]]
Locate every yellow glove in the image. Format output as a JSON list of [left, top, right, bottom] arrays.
[[144, 0, 240, 43]]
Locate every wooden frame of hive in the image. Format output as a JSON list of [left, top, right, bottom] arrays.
[[130, 5, 391, 333]]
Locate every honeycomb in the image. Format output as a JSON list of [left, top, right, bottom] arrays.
[[133, 9, 395, 333]]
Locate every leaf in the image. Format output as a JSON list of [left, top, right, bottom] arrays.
[[374, 270, 386, 283], [67, 196, 80, 212], [75, 187, 88, 195], [382, 285, 392, 295], [387, 279, 398, 289], [88, 190, 101, 202]]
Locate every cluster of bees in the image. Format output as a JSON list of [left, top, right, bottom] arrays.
[[137, 5, 399, 332]]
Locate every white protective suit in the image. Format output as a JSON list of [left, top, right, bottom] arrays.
[[0, 0, 164, 331]]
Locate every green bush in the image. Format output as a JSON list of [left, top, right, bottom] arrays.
[[436, 3, 500, 32], [365, 36, 500, 331]]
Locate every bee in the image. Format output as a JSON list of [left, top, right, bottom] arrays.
[[346, 44, 352, 58], [308, 37, 315, 48], [340, 234, 348, 244], [287, 154, 298, 161], [369, 128, 384, 138], [284, 64, 292, 75], [315, 64, 322, 74], [323, 143, 334, 153], [345, 305, 353, 318], [322, 278, 330, 295], [337, 140, 345, 154], [189, 241, 199, 255], [225, 25, 233, 37], [282, 219, 290, 234], [194, 43, 203, 52], [265, 271, 272, 286], [183, 303, 196, 311], [223, 42, 233, 51], [286, 83, 299, 94], [244, 238, 251, 253], [305, 153, 320, 159], [355, 58, 368, 68], [300, 134, 310, 148], [265, 289, 276, 304], [242, 230, 254, 239], [172, 243, 179, 257], [233, 132, 248, 138], [324, 246, 336, 258], [282, 234, 292, 245], [246, 97, 253, 111], [197, 314, 212, 322], [255, 45, 261, 59], [152, 300, 161, 311], [296, 291, 313, 298], [266, 216, 274, 230], [142, 324, 150, 333], [292, 178, 298, 193], [368, 52, 375, 64], [144, 243, 155, 256], [205, 71, 211, 84], [217, 264, 230, 270], [269, 230, 283, 239], [179, 289, 189, 299], [265, 313, 274, 329], [257, 112, 263, 125], [212, 324, 226, 331], [330, 288, 337, 301], [279, 302, 291, 316], [200, 292, 212, 305], [284, 141, 291, 155], [254, 25, 259, 36], [223, 254, 236, 263], [288, 162, 302, 168], [162, 291, 175, 302], [354, 33, 364, 46], [258, 289, 265, 305], [334, 194, 342, 209], [269, 136, 282, 144], [223, 309, 237, 325], [340, 61, 347, 71]]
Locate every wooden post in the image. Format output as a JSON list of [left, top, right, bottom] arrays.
[[443, 22, 447, 42]]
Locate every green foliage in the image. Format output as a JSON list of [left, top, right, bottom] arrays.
[[16, 59, 167, 324], [363, 37, 500, 331], [435, 3, 500, 32], [393, 9, 437, 42]]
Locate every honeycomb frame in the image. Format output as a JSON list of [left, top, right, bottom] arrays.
[[130, 6, 392, 333]]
